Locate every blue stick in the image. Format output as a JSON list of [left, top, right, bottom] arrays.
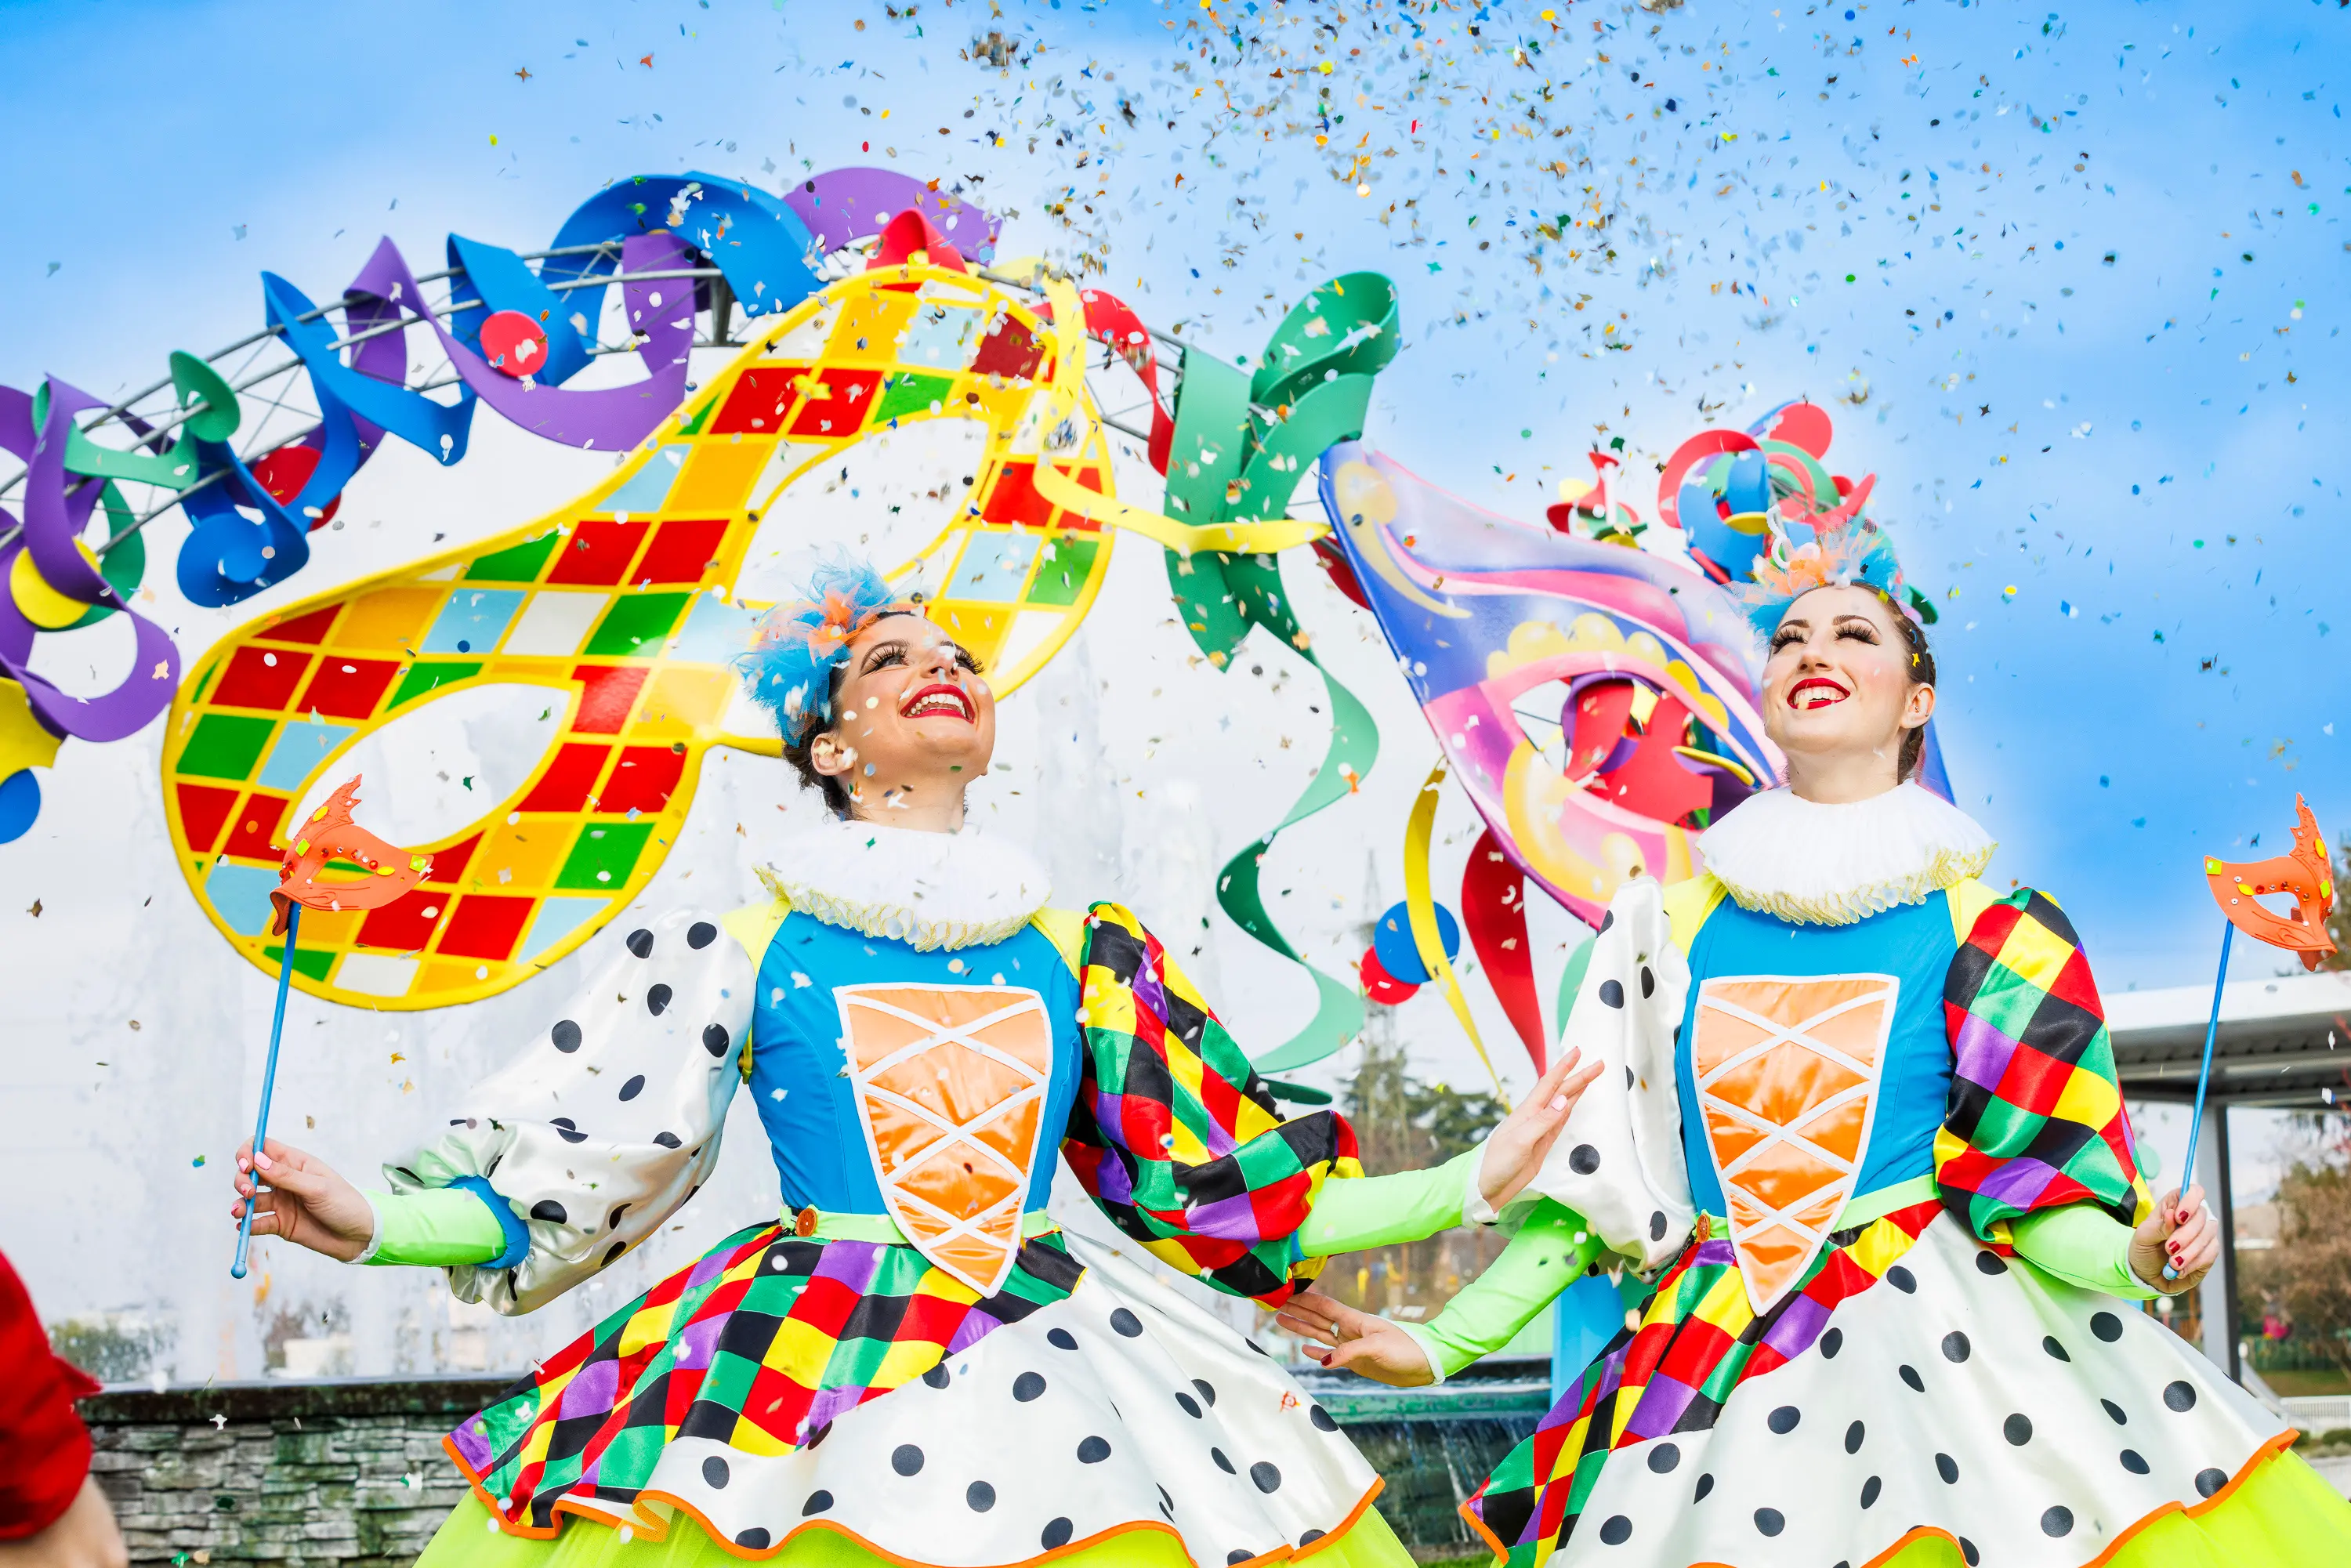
[[2165, 918, 2233, 1281], [232, 902, 302, 1280]]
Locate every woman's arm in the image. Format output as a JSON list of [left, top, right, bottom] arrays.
[[230, 905, 752, 1312], [1061, 903, 1600, 1304], [1297, 1049, 1604, 1258], [1277, 1199, 1607, 1385]]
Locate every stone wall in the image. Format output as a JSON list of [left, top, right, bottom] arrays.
[[82, 1379, 508, 1568], [82, 1371, 1547, 1566]]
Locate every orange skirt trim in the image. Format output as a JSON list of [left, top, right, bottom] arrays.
[[1458, 1429, 2324, 1567]]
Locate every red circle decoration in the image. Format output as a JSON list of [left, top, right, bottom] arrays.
[[1763, 400, 1835, 458], [249, 443, 341, 531], [1360, 946, 1420, 1006], [478, 310, 551, 378]]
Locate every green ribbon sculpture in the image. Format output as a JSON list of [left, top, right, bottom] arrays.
[[1158, 274, 1397, 1070]]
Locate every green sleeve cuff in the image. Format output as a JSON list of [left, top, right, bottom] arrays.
[[360, 1186, 511, 1269], [2010, 1204, 2158, 1299], [1415, 1197, 1604, 1377], [1298, 1146, 1481, 1259]]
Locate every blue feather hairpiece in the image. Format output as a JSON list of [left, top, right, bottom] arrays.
[[1736, 523, 1911, 638], [736, 555, 913, 744]]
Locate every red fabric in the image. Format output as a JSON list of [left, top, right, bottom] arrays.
[[0, 1251, 100, 1540], [1463, 826, 1546, 1072]]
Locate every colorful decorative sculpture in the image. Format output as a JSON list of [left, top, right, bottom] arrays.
[[161, 245, 1309, 1011], [1311, 393, 1969, 1072], [0, 168, 998, 842], [1154, 276, 1400, 1070], [1319, 441, 1779, 930]]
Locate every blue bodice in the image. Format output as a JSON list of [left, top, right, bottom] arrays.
[[1673, 892, 1958, 1216], [747, 912, 1085, 1215]]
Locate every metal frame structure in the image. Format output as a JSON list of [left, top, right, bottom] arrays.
[[0, 243, 1189, 569]]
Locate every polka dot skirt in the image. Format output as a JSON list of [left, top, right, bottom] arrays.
[[1491, 1213, 2285, 1565], [610, 1233, 1379, 1565]]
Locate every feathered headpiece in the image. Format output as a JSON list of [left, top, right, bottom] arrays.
[[1737, 522, 1910, 637], [737, 555, 914, 744]]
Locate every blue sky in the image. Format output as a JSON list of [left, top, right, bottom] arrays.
[[2, 0, 2346, 990]]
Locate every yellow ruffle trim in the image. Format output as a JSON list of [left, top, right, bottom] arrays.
[[1712, 839, 1994, 928]]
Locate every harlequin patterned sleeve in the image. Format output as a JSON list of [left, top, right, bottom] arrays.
[[1934, 889, 2153, 1248], [383, 905, 754, 1314], [1059, 903, 1365, 1307]]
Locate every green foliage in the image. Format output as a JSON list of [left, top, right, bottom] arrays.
[[1343, 1032, 1506, 1176], [48, 1314, 172, 1384], [2241, 1157, 2351, 1381], [1315, 1030, 1511, 1324]]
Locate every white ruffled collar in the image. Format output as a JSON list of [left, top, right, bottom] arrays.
[[759, 819, 1053, 951], [1697, 782, 1995, 926]]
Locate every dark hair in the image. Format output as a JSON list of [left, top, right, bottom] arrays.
[[1864, 584, 1936, 780], [782, 720, 855, 817]]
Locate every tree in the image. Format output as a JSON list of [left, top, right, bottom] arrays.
[[2239, 1157, 2351, 1380]]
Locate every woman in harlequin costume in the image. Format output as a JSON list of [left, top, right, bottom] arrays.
[[229, 556, 1607, 1568], [1276, 534, 2351, 1566]]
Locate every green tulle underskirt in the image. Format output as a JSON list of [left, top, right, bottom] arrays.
[[415, 1489, 1415, 1568], [1868, 1442, 2350, 1568], [412, 1442, 2345, 1568]]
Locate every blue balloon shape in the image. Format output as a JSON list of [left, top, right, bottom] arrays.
[[0, 769, 40, 845], [1373, 900, 1461, 986]]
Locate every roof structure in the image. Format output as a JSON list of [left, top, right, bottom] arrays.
[[2107, 970, 2351, 1109]]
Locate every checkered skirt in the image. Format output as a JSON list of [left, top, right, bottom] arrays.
[[443, 1222, 1385, 1565]]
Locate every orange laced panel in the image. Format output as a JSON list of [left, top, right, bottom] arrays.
[[834, 983, 1055, 1296], [1690, 974, 1897, 1313]]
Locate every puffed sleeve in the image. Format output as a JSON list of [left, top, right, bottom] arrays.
[[1935, 889, 2152, 1249], [382, 905, 754, 1314], [1501, 876, 1697, 1273], [1058, 903, 1366, 1307]]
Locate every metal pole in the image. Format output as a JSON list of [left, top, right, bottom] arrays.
[[2193, 1103, 2241, 1382]]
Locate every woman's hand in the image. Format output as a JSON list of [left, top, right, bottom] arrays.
[[1273, 1291, 1436, 1389], [230, 1139, 374, 1262], [2130, 1184, 2218, 1295], [1476, 1046, 1606, 1215]]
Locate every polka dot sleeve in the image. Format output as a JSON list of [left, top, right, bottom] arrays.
[[380, 906, 755, 1315], [1509, 877, 1697, 1274]]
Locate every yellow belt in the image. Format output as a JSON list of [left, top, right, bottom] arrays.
[[784, 1206, 1062, 1244]]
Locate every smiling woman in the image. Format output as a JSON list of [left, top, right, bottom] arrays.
[[1760, 580, 1938, 801], [226, 553, 1617, 1568], [1278, 542, 2351, 1566]]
